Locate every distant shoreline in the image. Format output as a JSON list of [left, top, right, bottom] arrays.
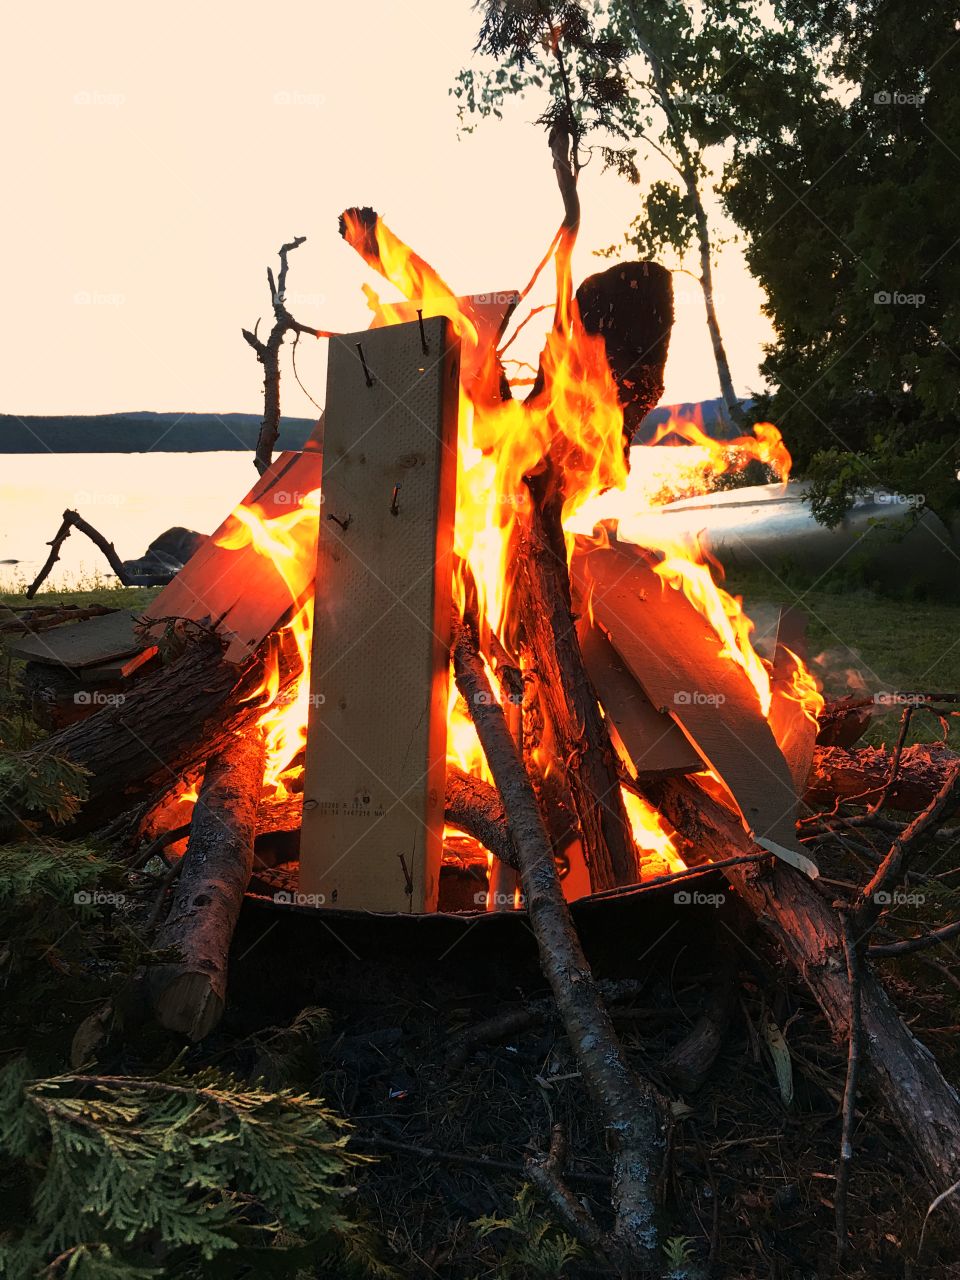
[[0, 412, 316, 454], [1, 400, 739, 453]]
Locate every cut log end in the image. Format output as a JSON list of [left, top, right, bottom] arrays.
[[152, 972, 225, 1042]]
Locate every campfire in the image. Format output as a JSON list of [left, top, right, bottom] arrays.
[[130, 205, 824, 922], [8, 198, 960, 1270]]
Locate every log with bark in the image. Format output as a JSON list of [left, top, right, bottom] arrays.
[[512, 472, 640, 890], [509, 175, 674, 893], [14, 633, 299, 834], [148, 731, 266, 1040], [804, 741, 957, 813]]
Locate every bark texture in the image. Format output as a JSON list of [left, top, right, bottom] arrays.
[[149, 732, 266, 1040]]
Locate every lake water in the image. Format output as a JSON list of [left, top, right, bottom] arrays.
[[0, 453, 256, 591]]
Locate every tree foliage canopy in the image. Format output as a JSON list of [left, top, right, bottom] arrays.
[[724, 0, 960, 521]]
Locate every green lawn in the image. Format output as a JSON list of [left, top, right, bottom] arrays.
[[1, 585, 160, 612], [725, 566, 960, 749]]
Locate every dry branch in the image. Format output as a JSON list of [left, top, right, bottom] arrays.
[[453, 615, 666, 1272], [18, 635, 297, 833], [242, 236, 326, 474], [26, 510, 131, 597]]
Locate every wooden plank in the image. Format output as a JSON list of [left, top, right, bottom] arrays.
[[372, 290, 518, 353], [583, 541, 802, 852], [84, 645, 159, 682], [142, 449, 323, 664], [768, 607, 819, 794], [576, 617, 700, 778], [299, 316, 460, 913], [5, 609, 143, 669]]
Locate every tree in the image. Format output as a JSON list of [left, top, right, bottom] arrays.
[[722, 0, 960, 524], [454, 1, 813, 428]]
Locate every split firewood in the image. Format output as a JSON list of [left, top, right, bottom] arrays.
[[148, 731, 266, 1040], [453, 612, 666, 1272], [651, 771, 960, 1223]]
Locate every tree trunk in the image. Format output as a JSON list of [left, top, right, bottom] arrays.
[[624, 2, 745, 429]]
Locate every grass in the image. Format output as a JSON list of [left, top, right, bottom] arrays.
[[725, 564, 960, 749], [0, 583, 160, 612]]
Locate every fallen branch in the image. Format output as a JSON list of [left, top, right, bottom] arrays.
[[868, 919, 960, 958], [26, 510, 131, 597], [454, 614, 666, 1272], [854, 759, 960, 932], [835, 909, 862, 1261]]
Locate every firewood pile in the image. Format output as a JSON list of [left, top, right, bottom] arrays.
[[5, 197, 960, 1271]]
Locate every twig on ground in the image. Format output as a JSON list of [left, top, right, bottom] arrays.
[[835, 909, 862, 1261], [854, 760, 960, 933], [868, 919, 960, 958]]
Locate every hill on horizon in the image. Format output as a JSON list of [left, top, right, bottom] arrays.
[[0, 399, 745, 454], [0, 411, 318, 453]]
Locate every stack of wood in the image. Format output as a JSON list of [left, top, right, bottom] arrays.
[[7, 249, 960, 1268]]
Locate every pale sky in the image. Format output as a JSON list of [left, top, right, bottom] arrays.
[[1, 0, 775, 420]]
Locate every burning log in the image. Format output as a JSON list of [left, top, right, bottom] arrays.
[[445, 765, 517, 869], [513, 477, 640, 890], [652, 772, 960, 1222], [509, 255, 676, 892], [453, 613, 666, 1270], [575, 260, 673, 441], [149, 731, 266, 1040]]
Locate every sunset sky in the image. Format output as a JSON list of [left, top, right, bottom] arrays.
[[2, 0, 775, 420]]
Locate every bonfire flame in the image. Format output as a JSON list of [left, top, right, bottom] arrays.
[[198, 208, 822, 886]]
